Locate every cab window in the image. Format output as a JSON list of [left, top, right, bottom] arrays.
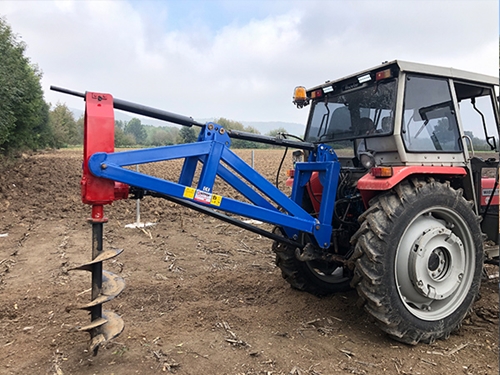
[[454, 81, 498, 153], [402, 75, 461, 152]]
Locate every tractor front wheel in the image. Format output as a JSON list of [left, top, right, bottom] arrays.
[[351, 178, 483, 344]]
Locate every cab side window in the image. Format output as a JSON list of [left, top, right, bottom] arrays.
[[454, 82, 498, 153], [402, 75, 461, 152]]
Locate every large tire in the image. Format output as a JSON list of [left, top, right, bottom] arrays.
[[351, 178, 483, 345], [272, 228, 352, 296]]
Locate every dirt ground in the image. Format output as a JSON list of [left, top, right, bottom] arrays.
[[0, 149, 498, 375]]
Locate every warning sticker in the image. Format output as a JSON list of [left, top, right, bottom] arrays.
[[194, 190, 212, 204], [210, 194, 222, 206], [183, 187, 196, 199], [184, 187, 223, 206]]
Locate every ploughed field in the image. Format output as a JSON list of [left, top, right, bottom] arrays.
[[0, 149, 498, 375]]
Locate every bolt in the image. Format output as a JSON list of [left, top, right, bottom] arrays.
[[315, 225, 320, 230], [458, 273, 463, 281], [207, 123, 214, 130], [219, 128, 225, 135], [418, 280, 423, 286], [324, 243, 328, 248], [101, 164, 107, 170]]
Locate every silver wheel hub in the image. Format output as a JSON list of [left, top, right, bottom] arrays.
[[396, 210, 474, 321], [408, 227, 465, 300]]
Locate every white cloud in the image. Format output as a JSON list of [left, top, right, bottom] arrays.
[[1, 0, 498, 127]]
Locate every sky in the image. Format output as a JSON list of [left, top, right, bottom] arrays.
[[1, 0, 499, 126]]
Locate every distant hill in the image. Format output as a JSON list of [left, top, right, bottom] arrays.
[[240, 121, 305, 137], [70, 108, 305, 136]]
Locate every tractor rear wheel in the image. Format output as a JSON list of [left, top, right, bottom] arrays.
[[272, 228, 352, 296], [351, 178, 483, 344]]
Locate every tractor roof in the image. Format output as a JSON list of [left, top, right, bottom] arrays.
[[308, 60, 498, 93]]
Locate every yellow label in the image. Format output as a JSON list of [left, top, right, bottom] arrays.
[[210, 194, 222, 206], [183, 187, 196, 199]]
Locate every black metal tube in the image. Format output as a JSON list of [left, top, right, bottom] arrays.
[[91, 222, 103, 322], [112, 97, 204, 128], [50, 86, 85, 99], [50, 85, 315, 150], [50, 85, 204, 128], [227, 130, 315, 151]]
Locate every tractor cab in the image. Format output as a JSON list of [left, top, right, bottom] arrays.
[[294, 60, 499, 246]]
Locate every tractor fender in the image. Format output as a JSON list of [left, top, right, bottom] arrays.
[[357, 166, 467, 207]]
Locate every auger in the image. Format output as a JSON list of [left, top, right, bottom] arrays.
[[65, 92, 128, 354]]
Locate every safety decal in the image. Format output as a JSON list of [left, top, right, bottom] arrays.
[[210, 194, 222, 206], [183, 187, 196, 199], [183, 187, 222, 206], [194, 190, 212, 204]]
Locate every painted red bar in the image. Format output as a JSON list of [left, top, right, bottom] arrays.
[[81, 92, 116, 205]]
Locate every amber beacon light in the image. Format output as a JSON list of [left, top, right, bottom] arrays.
[[293, 86, 309, 108]]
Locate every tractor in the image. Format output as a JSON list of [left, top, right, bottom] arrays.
[[275, 60, 499, 344], [53, 59, 499, 352]]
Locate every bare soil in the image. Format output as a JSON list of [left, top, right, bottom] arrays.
[[0, 149, 498, 375]]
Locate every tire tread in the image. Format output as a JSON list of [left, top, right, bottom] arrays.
[[351, 179, 484, 345]]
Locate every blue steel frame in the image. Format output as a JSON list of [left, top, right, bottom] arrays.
[[88, 122, 341, 249]]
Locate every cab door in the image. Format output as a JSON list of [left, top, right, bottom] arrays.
[[454, 81, 499, 244]]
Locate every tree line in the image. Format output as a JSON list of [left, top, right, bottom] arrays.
[[0, 17, 51, 154], [0, 17, 290, 154], [46, 103, 290, 148]]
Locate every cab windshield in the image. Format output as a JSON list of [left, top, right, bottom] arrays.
[[304, 79, 397, 144]]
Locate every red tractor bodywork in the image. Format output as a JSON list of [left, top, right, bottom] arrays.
[[480, 178, 499, 206], [290, 166, 498, 214]]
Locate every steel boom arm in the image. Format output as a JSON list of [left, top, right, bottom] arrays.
[[89, 122, 340, 249], [54, 89, 341, 248]]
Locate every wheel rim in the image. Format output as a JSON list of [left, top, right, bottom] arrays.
[[395, 207, 475, 321], [306, 261, 350, 284]]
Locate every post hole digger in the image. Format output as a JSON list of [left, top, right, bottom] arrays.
[[52, 60, 499, 353]]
